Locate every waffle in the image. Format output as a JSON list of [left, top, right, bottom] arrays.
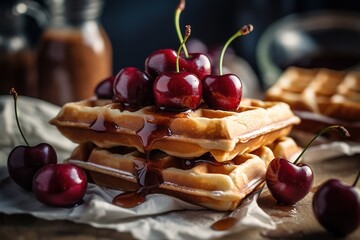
[[68, 137, 300, 211], [265, 67, 360, 141], [50, 98, 300, 162]]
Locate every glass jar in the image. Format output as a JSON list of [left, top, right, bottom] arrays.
[[37, 0, 112, 105], [0, 0, 36, 96]]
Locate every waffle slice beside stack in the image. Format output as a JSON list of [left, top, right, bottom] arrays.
[[265, 67, 360, 141]]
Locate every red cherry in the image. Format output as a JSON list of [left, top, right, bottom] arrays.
[[153, 25, 202, 111], [266, 125, 350, 205], [313, 178, 360, 236], [202, 74, 242, 111], [145, 49, 211, 80], [153, 71, 202, 111], [95, 76, 115, 99], [32, 163, 87, 207], [8, 144, 57, 190], [7, 89, 57, 190], [113, 67, 154, 106], [145, 49, 177, 78], [145, 1, 211, 80], [266, 157, 313, 205], [202, 25, 253, 111]]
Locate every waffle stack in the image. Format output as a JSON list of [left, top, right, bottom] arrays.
[[50, 98, 301, 210], [265, 67, 360, 141]]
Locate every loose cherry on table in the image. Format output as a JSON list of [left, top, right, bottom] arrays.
[[153, 25, 202, 111], [32, 163, 87, 207], [265, 125, 350, 205], [95, 76, 115, 99], [202, 24, 253, 111], [313, 170, 360, 237], [7, 88, 57, 190], [113, 67, 154, 106], [144, 0, 211, 80]]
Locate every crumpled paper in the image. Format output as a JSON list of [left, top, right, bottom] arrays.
[[0, 96, 274, 240], [1, 96, 360, 240]]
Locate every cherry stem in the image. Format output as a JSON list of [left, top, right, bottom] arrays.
[[352, 169, 360, 187], [174, 0, 189, 58], [176, 25, 191, 72], [219, 24, 253, 75], [293, 125, 350, 165], [9, 88, 29, 146]]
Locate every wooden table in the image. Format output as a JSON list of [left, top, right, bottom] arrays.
[[1, 154, 360, 240]]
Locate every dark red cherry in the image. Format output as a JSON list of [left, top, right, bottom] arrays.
[[7, 89, 57, 190], [32, 163, 87, 207], [313, 178, 360, 237], [95, 76, 115, 99], [145, 49, 211, 80], [145, 1, 211, 80], [202, 74, 242, 111], [202, 25, 253, 111], [8, 143, 57, 190], [266, 125, 350, 205], [153, 71, 202, 111], [153, 25, 202, 111], [145, 49, 176, 78], [113, 67, 154, 106], [266, 157, 313, 205]]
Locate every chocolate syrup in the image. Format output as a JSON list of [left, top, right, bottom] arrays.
[[89, 114, 118, 132], [133, 159, 164, 186], [113, 187, 151, 208], [110, 108, 231, 208], [112, 109, 176, 207], [181, 154, 229, 170], [211, 217, 237, 231]]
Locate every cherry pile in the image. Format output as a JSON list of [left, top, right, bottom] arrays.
[[95, 0, 253, 112], [7, 89, 87, 207]]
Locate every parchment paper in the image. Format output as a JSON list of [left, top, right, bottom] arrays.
[[1, 96, 359, 240]]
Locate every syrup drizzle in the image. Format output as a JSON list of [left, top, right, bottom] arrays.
[[108, 108, 230, 208], [113, 110, 175, 208], [89, 114, 118, 132]]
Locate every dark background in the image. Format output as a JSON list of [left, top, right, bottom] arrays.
[[25, 0, 360, 86]]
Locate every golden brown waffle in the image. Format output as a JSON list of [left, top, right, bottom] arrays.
[[266, 67, 360, 121], [68, 137, 300, 211], [265, 67, 360, 141], [50, 98, 300, 162]]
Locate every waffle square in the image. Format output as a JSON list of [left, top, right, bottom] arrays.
[[68, 137, 300, 211], [50, 98, 300, 162], [266, 67, 360, 121]]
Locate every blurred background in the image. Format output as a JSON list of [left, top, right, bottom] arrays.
[[1, 0, 359, 104]]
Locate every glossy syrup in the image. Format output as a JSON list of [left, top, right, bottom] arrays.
[[89, 114, 118, 132], [112, 108, 186, 208], [90, 106, 234, 208]]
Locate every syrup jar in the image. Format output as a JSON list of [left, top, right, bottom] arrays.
[[0, 0, 36, 96], [17, 0, 112, 105]]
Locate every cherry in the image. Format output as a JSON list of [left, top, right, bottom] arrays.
[[313, 171, 360, 236], [7, 89, 57, 190], [113, 67, 154, 106], [32, 163, 87, 207], [95, 76, 115, 99], [144, 0, 211, 80], [202, 25, 253, 111], [153, 71, 202, 111], [153, 25, 202, 111], [266, 125, 350, 205]]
